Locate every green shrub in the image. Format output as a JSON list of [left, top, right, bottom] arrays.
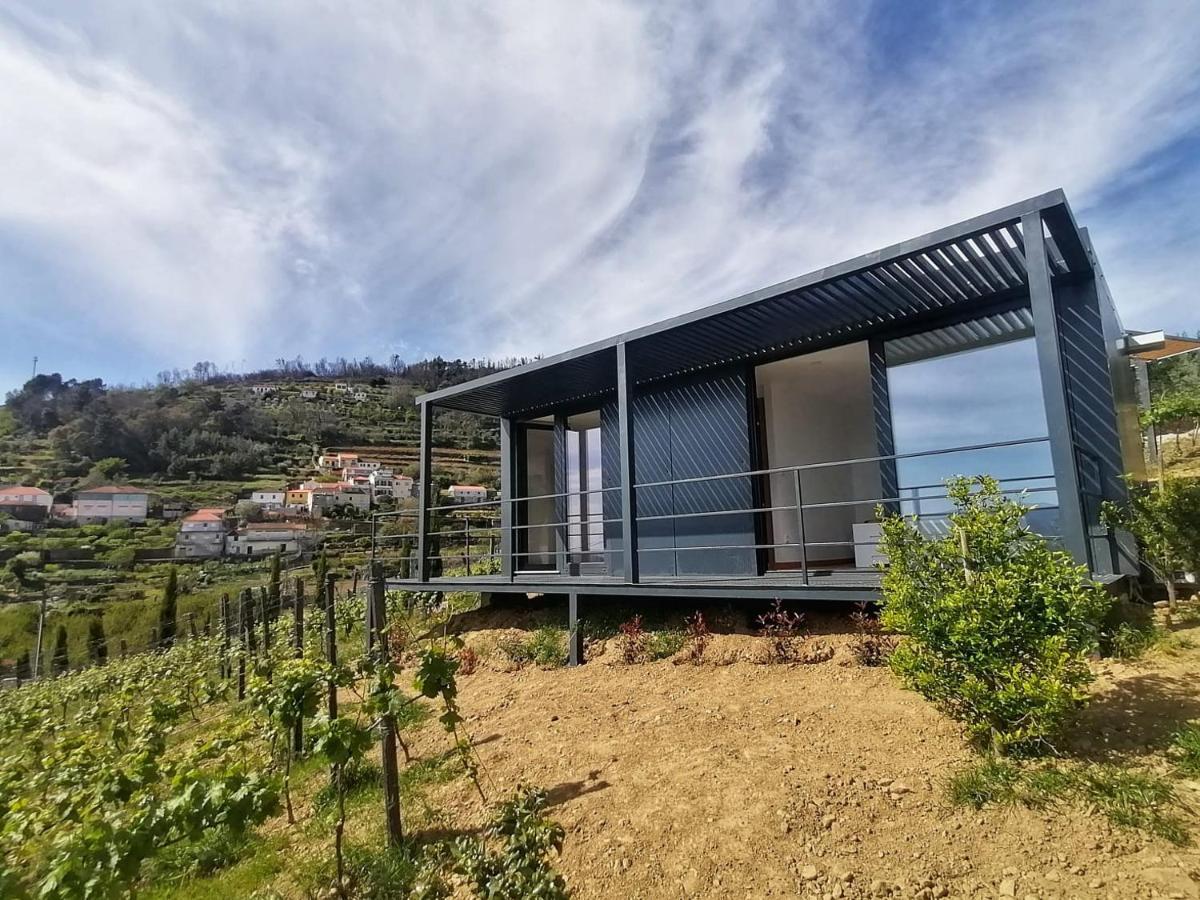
[[645, 629, 686, 660], [499, 626, 566, 668], [880, 476, 1111, 755]]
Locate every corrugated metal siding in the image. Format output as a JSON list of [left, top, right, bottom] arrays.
[[600, 372, 756, 577]]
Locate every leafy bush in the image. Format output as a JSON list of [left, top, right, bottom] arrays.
[[499, 627, 566, 668], [1103, 476, 1200, 617], [880, 476, 1111, 755], [645, 629, 686, 660]]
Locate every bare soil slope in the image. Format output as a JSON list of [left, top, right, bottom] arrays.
[[409, 604, 1200, 900]]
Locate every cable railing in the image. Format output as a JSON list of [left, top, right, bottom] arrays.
[[376, 435, 1077, 586]]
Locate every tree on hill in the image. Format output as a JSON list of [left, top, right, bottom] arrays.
[[87, 617, 109, 665], [51, 625, 69, 675], [159, 567, 179, 649]]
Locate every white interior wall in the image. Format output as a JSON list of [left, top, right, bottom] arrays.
[[757, 342, 882, 564]]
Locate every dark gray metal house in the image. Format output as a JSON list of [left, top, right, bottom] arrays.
[[396, 190, 1147, 609]]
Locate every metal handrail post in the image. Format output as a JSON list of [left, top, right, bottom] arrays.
[[792, 469, 809, 586]]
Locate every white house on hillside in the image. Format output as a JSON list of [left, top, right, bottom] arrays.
[[225, 522, 308, 557], [446, 485, 489, 505], [250, 490, 286, 509], [175, 508, 229, 559], [73, 486, 151, 523]]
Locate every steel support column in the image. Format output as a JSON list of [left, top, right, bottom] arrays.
[[554, 414, 568, 574], [616, 342, 639, 583], [868, 337, 899, 514], [499, 416, 515, 580], [1024, 211, 1091, 568], [416, 401, 434, 581], [568, 592, 583, 666]]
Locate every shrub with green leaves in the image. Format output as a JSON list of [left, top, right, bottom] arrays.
[[879, 476, 1111, 755]]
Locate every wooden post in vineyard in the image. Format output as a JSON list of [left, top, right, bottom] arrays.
[[259, 586, 271, 652], [324, 574, 337, 721], [369, 561, 404, 846], [219, 593, 231, 679], [237, 587, 251, 700], [32, 594, 48, 680], [187, 611, 198, 641], [292, 578, 305, 754]]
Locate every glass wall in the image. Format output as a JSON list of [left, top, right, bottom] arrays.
[[885, 336, 1059, 535]]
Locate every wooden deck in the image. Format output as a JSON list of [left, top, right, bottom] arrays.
[[387, 568, 885, 602], [387, 568, 1127, 603]]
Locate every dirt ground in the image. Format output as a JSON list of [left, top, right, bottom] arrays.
[[407, 600, 1200, 900]]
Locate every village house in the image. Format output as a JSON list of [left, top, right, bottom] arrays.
[[0, 485, 52, 529], [249, 490, 286, 509], [225, 522, 308, 557], [72, 486, 151, 524], [299, 389, 318, 399], [308, 483, 370, 516], [174, 508, 229, 559], [249, 384, 274, 396], [160, 499, 188, 520], [352, 390, 369, 402], [284, 487, 313, 510], [446, 484, 489, 505], [371, 470, 412, 500]]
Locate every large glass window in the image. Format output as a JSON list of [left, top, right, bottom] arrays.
[[886, 337, 1058, 533]]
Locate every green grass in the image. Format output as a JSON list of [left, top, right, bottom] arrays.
[[1170, 722, 1200, 777], [948, 757, 1191, 845], [142, 832, 289, 900]]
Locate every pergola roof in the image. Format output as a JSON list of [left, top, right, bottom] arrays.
[[1130, 334, 1200, 362], [420, 189, 1092, 417]]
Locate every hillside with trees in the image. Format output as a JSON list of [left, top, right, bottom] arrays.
[[0, 356, 517, 499]]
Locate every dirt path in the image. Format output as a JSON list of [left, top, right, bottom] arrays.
[[408, 606, 1200, 900]]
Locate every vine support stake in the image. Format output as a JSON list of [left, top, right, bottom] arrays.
[[324, 574, 338, 721], [238, 587, 252, 700], [32, 594, 48, 680], [292, 578, 305, 754], [369, 560, 404, 846], [219, 593, 231, 679]]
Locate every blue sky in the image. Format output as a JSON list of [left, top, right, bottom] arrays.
[[1, 1, 1199, 396]]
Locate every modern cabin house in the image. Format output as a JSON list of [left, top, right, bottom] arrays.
[[392, 191, 1148, 627]]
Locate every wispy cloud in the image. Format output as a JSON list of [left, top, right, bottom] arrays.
[[0, 0, 1198, 391]]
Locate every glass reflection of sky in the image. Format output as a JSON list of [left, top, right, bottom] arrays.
[[887, 338, 1058, 528]]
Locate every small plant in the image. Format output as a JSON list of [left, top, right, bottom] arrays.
[[755, 599, 804, 663], [645, 629, 686, 660], [848, 602, 894, 666], [617, 615, 646, 664], [498, 627, 566, 668], [452, 786, 568, 899], [458, 644, 479, 676], [684, 610, 710, 664]]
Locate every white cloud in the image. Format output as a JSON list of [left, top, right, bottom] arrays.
[[0, 0, 1198, 388]]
